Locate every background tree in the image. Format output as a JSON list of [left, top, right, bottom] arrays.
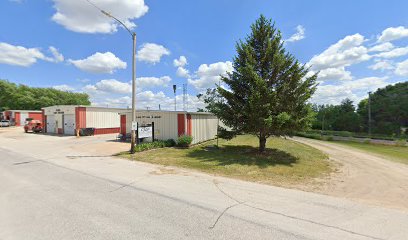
[[0, 80, 91, 111], [357, 82, 408, 135], [204, 15, 317, 152]]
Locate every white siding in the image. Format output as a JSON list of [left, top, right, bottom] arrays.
[[63, 114, 76, 135], [85, 107, 121, 128], [125, 111, 179, 141], [190, 114, 218, 144], [46, 115, 56, 133], [20, 113, 28, 126], [43, 105, 76, 116]]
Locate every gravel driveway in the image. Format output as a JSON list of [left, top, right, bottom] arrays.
[[294, 137, 408, 210]]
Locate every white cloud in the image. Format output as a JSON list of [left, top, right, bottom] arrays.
[[286, 25, 305, 42], [136, 76, 171, 88], [311, 67, 352, 81], [395, 59, 408, 76], [368, 60, 394, 71], [369, 42, 394, 52], [51, 0, 148, 34], [308, 34, 370, 71], [52, 84, 74, 91], [176, 67, 190, 78], [173, 56, 187, 67], [69, 52, 126, 74], [375, 46, 408, 59], [173, 56, 190, 78], [312, 77, 389, 105], [188, 61, 233, 90], [48, 46, 64, 62], [84, 76, 170, 96], [137, 43, 170, 64], [0, 42, 48, 67], [91, 79, 131, 94], [99, 91, 205, 111], [378, 26, 408, 42]]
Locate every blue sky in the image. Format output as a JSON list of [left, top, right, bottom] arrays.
[[1, 0, 407, 110]]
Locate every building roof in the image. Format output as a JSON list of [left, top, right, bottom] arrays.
[[3, 110, 42, 113]]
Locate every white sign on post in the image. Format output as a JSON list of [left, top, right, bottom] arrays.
[[131, 121, 138, 131], [138, 126, 153, 138]]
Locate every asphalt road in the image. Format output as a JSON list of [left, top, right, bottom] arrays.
[[1, 128, 408, 239]]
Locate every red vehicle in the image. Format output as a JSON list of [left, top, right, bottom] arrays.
[[24, 120, 43, 133]]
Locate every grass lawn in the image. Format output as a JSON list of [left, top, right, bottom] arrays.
[[333, 141, 408, 164], [119, 135, 332, 186]]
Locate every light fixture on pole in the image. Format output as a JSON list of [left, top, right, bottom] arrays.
[[90, 4, 137, 153], [173, 84, 177, 111]]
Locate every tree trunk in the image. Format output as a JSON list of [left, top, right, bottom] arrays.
[[259, 135, 266, 153]]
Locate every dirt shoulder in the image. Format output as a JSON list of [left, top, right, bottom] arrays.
[[294, 137, 408, 210]]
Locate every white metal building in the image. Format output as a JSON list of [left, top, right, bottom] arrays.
[[42, 105, 128, 135], [120, 111, 219, 144]]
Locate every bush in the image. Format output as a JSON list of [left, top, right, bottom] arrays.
[[134, 139, 176, 152], [295, 132, 323, 140], [177, 135, 193, 147], [395, 139, 407, 147]]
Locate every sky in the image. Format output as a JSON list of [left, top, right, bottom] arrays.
[[0, 0, 407, 111]]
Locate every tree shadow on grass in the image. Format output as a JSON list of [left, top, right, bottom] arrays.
[[186, 145, 298, 169]]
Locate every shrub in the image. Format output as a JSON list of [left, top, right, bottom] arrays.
[[177, 135, 193, 147], [395, 139, 407, 147], [326, 136, 334, 141], [134, 139, 176, 152]]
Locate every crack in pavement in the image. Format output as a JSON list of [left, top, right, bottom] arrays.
[[242, 203, 385, 240], [210, 179, 246, 229], [213, 180, 384, 240], [109, 177, 147, 193], [209, 202, 242, 229], [13, 160, 40, 165]]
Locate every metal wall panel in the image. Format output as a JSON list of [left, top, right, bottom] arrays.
[[190, 114, 218, 144], [124, 111, 179, 141], [20, 113, 28, 126], [63, 114, 75, 135], [85, 108, 121, 128], [46, 115, 56, 133]]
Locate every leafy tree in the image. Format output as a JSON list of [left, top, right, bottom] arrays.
[[312, 99, 361, 132], [203, 15, 317, 152], [0, 79, 91, 111], [357, 82, 408, 135]]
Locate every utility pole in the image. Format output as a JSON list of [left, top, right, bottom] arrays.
[[368, 91, 372, 137], [88, 1, 137, 153]]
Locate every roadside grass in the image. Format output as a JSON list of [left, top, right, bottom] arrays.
[[333, 141, 408, 165], [119, 135, 332, 186]]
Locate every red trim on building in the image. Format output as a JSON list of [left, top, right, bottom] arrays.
[[15, 112, 20, 126], [186, 114, 192, 136], [4, 111, 11, 120], [75, 107, 87, 130], [41, 110, 46, 133], [57, 128, 63, 134], [120, 114, 127, 135], [28, 112, 43, 121], [177, 114, 185, 136], [94, 128, 120, 135]]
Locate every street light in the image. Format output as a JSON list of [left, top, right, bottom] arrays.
[[97, 8, 137, 153]]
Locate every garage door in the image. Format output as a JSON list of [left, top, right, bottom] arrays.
[[63, 114, 75, 135], [20, 113, 28, 126], [47, 115, 56, 133]]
